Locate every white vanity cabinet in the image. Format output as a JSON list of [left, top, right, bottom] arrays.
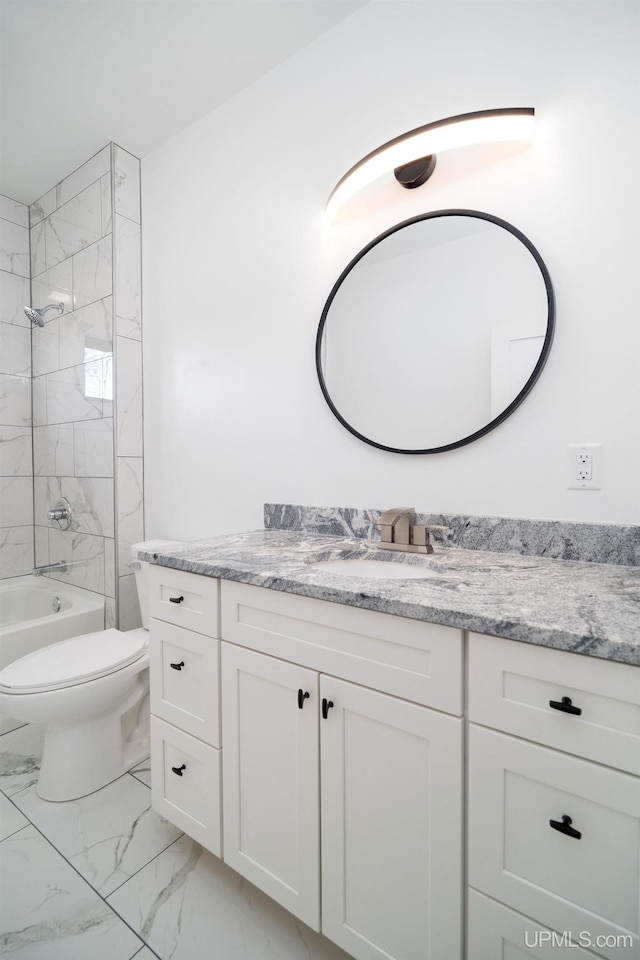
[[148, 566, 223, 856], [220, 581, 464, 960], [467, 633, 640, 960]]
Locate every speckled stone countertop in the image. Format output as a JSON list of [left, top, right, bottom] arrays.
[[144, 530, 640, 666]]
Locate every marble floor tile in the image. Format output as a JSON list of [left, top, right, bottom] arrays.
[[129, 757, 151, 788], [0, 791, 29, 840], [12, 773, 183, 898], [0, 723, 45, 797], [108, 834, 352, 960], [0, 825, 144, 959]]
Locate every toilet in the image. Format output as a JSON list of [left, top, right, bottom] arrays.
[[0, 540, 179, 802]]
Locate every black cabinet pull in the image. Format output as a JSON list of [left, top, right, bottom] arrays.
[[170, 660, 185, 671], [322, 698, 334, 719], [169, 595, 184, 604], [298, 689, 310, 709], [549, 696, 582, 716], [549, 814, 582, 840], [171, 764, 186, 777]]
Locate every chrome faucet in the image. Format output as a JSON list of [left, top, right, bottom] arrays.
[[376, 507, 447, 555]]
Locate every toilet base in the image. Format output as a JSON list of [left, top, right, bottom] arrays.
[[37, 680, 149, 802]]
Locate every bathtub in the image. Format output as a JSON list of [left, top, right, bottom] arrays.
[[0, 575, 105, 733]]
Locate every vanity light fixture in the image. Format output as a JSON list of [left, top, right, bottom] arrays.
[[326, 107, 535, 219]]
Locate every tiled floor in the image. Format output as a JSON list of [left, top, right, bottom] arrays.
[[0, 724, 352, 960]]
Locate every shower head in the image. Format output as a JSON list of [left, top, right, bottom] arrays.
[[24, 302, 65, 327]]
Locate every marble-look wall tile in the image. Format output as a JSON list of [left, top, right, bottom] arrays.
[[0, 374, 30, 426], [31, 375, 47, 426], [0, 218, 29, 277], [116, 336, 142, 456], [45, 361, 107, 424], [0, 257, 29, 598], [57, 144, 111, 208], [0, 195, 28, 228], [113, 146, 140, 224], [59, 297, 112, 370], [74, 417, 114, 477], [46, 528, 106, 594], [30, 186, 57, 227], [0, 271, 30, 326], [105, 536, 116, 597], [118, 573, 142, 630], [0, 526, 34, 578], [30, 258, 73, 314], [0, 320, 30, 376], [73, 235, 112, 309], [45, 180, 104, 269], [117, 457, 144, 572], [114, 216, 141, 339], [59, 477, 115, 537], [30, 218, 47, 277], [34, 524, 49, 567], [0, 426, 32, 476], [32, 317, 60, 377], [0, 477, 33, 527], [101, 173, 112, 236], [105, 595, 117, 628], [34, 476, 62, 527]]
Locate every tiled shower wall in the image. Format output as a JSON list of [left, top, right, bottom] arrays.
[[0, 197, 32, 577], [26, 143, 143, 628]]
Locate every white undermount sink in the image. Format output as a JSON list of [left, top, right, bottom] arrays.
[[310, 558, 432, 580]]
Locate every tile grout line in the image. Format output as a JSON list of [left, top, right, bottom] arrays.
[[1, 776, 168, 960]]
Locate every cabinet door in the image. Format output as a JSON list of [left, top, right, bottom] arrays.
[[320, 677, 463, 960], [221, 643, 321, 931]]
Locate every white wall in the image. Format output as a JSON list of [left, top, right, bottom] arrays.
[[142, 1, 640, 540]]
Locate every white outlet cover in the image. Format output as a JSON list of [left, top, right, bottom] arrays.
[[568, 443, 602, 490]]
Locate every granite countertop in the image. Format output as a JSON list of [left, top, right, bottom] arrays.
[[144, 530, 640, 666]]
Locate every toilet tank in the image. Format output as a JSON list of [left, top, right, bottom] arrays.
[[130, 540, 183, 629]]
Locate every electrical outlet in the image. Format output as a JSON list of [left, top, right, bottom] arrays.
[[568, 443, 601, 490]]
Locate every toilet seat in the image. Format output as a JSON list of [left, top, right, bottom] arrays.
[[0, 629, 148, 695]]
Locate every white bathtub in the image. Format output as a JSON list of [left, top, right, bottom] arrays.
[[0, 575, 105, 733]]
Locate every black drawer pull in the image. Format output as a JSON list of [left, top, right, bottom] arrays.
[[170, 660, 185, 671], [549, 814, 581, 840], [298, 689, 310, 709], [171, 764, 186, 777], [549, 696, 582, 716], [322, 698, 334, 719], [169, 595, 184, 604]]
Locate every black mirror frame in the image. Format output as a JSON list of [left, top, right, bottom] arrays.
[[316, 209, 555, 455]]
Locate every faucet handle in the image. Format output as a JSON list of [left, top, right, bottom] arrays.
[[412, 523, 449, 554]]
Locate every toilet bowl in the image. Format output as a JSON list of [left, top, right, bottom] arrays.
[[0, 540, 180, 801]]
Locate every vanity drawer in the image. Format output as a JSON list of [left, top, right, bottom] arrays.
[[221, 581, 463, 714], [151, 716, 222, 857], [150, 619, 220, 746], [468, 725, 640, 960], [148, 565, 220, 636], [468, 890, 605, 959], [468, 633, 640, 775]]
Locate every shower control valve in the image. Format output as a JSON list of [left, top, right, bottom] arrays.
[[49, 497, 73, 531]]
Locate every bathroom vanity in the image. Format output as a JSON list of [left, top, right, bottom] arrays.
[[145, 530, 640, 960]]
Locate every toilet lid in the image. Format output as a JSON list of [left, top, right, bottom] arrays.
[[0, 629, 148, 694]]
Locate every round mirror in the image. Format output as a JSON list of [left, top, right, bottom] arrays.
[[316, 209, 554, 454]]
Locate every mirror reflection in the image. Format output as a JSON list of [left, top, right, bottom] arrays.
[[317, 211, 554, 453]]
